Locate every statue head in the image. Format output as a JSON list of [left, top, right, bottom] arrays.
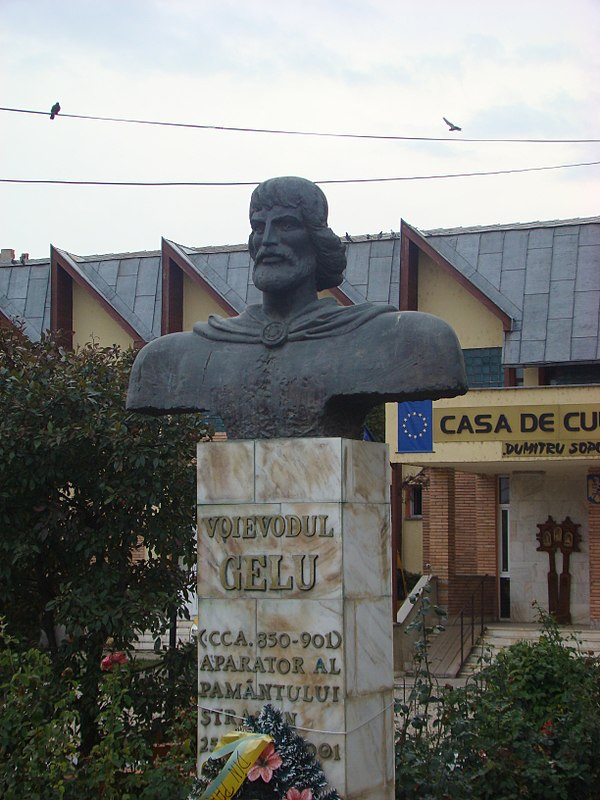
[[248, 176, 346, 291]]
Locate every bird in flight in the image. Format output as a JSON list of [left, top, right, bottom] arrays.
[[50, 102, 61, 120], [443, 116, 461, 132]]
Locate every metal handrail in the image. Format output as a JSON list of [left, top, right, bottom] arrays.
[[457, 574, 490, 672]]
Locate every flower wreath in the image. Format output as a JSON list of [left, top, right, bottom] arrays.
[[191, 704, 341, 800]]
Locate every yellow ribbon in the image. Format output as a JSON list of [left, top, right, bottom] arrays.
[[199, 731, 274, 800]]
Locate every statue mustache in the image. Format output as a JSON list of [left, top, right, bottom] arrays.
[[254, 247, 293, 265]]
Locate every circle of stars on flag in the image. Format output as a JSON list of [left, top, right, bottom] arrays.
[[401, 410, 429, 440]]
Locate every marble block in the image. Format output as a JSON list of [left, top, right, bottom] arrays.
[[197, 438, 395, 800]]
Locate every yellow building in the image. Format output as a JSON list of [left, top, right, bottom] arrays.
[[389, 219, 600, 629]]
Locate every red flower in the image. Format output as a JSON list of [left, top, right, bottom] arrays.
[[247, 742, 283, 783], [286, 789, 313, 800], [101, 651, 128, 671], [540, 719, 553, 737]]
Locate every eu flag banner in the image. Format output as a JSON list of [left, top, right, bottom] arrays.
[[397, 400, 433, 453]]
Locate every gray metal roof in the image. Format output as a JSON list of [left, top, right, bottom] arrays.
[[342, 236, 401, 305], [3, 215, 598, 367], [56, 248, 161, 341], [423, 217, 600, 366], [0, 261, 51, 341], [166, 240, 249, 312]]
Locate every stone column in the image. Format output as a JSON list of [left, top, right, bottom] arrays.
[[588, 470, 600, 628], [196, 438, 395, 799]]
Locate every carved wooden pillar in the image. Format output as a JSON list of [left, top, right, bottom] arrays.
[[536, 516, 581, 624]]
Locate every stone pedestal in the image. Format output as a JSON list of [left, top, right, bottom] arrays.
[[197, 438, 395, 799]]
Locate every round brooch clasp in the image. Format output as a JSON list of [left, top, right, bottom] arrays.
[[261, 321, 288, 347]]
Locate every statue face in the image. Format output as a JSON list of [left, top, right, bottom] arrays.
[[250, 205, 317, 293]]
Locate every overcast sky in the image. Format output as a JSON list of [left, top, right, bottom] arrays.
[[1, 0, 599, 259]]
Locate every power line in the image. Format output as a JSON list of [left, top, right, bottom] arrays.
[[1, 105, 599, 144], [1, 160, 599, 188], [320, 161, 600, 183]]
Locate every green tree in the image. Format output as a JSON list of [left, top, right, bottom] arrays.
[[0, 327, 206, 755]]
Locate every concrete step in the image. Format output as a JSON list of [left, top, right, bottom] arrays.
[[482, 626, 600, 650], [459, 624, 600, 677]]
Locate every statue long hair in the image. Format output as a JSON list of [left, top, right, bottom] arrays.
[[248, 176, 347, 291]]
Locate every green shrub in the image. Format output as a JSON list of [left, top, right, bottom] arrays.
[[0, 624, 197, 799], [71, 665, 195, 800], [0, 624, 78, 799], [395, 603, 600, 799]]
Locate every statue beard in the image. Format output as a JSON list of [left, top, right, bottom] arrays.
[[252, 248, 317, 294]]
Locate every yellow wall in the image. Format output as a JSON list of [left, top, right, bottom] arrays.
[[72, 282, 133, 349], [183, 273, 232, 330], [402, 519, 423, 574], [400, 465, 425, 573], [418, 254, 503, 348]]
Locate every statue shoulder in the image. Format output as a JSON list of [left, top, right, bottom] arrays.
[[348, 309, 467, 399], [126, 331, 212, 413], [369, 308, 459, 346], [393, 310, 467, 394]]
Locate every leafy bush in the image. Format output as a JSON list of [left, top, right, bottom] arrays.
[[0, 623, 78, 799], [0, 623, 197, 799], [72, 662, 196, 800], [395, 600, 600, 800]]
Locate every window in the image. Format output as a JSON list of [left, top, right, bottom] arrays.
[[545, 364, 600, 385], [462, 347, 503, 388], [514, 368, 524, 386], [405, 485, 423, 519]]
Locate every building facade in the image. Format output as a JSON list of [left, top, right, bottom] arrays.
[[388, 218, 600, 626]]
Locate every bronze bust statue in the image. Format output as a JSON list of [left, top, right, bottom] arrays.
[[127, 176, 467, 438]]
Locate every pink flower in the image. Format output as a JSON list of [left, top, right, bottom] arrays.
[[286, 789, 313, 800], [540, 719, 553, 737], [101, 651, 128, 671], [247, 742, 283, 783]]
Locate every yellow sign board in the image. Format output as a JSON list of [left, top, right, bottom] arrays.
[[434, 404, 600, 443]]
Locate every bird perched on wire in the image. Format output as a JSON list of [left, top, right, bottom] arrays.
[[50, 102, 61, 120], [443, 116, 461, 132]]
